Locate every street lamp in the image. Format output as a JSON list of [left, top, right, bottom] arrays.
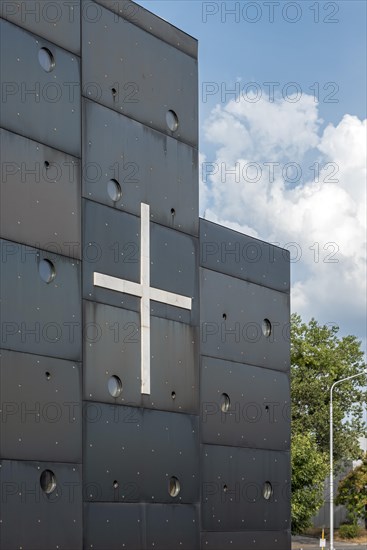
[[329, 369, 367, 550]]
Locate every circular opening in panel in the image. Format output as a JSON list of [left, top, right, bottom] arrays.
[[223, 484, 228, 493], [107, 179, 122, 202], [220, 393, 230, 413], [171, 208, 176, 216], [108, 375, 123, 398], [222, 313, 227, 320], [111, 87, 117, 98], [113, 480, 119, 489], [169, 476, 181, 497], [39, 259, 56, 284], [262, 319, 272, 338], [263, 481, 273, 500], [45, 371, 51, 380], [166, 110, 179, 132], [38, 47, 55, 73], [40, 469, 57, 494], [44, 161, 50, 169], [171, 391, 176, 400]]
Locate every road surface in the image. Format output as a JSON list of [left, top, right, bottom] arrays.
[[292, 536, 365, 550]]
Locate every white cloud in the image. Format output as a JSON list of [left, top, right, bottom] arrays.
[[205, 93, 321, 162], [201, 94, 366, 347]]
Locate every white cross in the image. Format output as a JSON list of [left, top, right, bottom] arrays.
[[93, 203, 193, 394]]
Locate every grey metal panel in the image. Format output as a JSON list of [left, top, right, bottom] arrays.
[[0, 0, 81, 55], [0, 239, 81, 360], [146, 504, 200, 550], [150, 222, 199, 324], [84, 405, 199, 503], [201, 530, 291, 550], [200, 219, 290, 293], [82, 99, 198, 236], [82, 2, 198, 147], [83, 300, 141, 404], [201, 356, 290, 451], [84, 503, 199, 549], [0, 19, 81, 157], [84, 301, 199, 413], [94, 0, 198, 58], [83, 199, 140, 311], [202, 445, 290, 532], [200, 268, 290, 371], [149, 317, 199, 414], [0, 349, 82, 462], [0, 459, 82, 550], [84, 503, 143, 549], [0, 129, 81, 259], [83, 200, 198, 325]]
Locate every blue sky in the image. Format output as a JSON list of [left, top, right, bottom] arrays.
[[136, 1, 367, 352], [137, 1, 366, 125]]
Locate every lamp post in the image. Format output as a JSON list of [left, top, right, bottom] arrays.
[[329, 369, 367, 550]]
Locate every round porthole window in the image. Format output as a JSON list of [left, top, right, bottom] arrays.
[[220, 393, 230, 413], [40, 469, 57, 494], [107, 179, 122, 202], [38, 47, 55, 72], [263, 481, 273, 500], [39, 259, 56, 284], [262, 318, 272, 338], [169, 476, 181, 497], [108, 375, 123, 398], [166, 110, 179, 132]]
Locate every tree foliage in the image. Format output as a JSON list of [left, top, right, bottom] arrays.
[[336, 452, 367, 527], [291, 432, 329, 534], [291, 313, 366, 533], [291, 313, 366, 464]]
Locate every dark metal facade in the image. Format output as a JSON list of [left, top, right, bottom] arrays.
[[200, 218, 291, 547], [0, 1, 290, 548]]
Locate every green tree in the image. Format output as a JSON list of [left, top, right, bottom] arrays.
[[336, 452, 367, 527], [291, 432, 329, 534], [291, 313, 366, 533]]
